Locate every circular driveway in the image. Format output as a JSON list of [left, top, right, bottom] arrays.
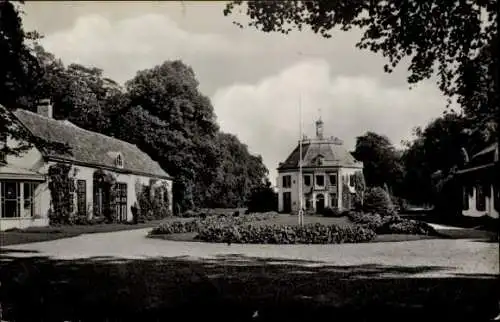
[[2, 227, 498, 278]]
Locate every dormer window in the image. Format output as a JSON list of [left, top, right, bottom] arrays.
[[115, 153, 123, 168], [314, 155, 324, 166]]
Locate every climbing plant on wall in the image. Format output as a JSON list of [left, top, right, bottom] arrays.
[[93, 169, 117, 223], [135, 179, 171, 222], [352, 171, 366, 210], [48, 163, 76, 225]]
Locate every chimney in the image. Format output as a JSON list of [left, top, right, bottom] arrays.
[[37, 98, 53, 118]]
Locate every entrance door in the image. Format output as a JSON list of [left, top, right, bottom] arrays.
[[116, 183, 128, 222], [93, 186, 109, 218], [316, 194, 325, 213], [283, 192, 292, 213]]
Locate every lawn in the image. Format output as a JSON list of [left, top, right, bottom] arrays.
[[0, 254, 497, 321], [1, 219, 187, 246]]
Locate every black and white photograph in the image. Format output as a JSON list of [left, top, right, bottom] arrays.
[[0, 1, 498, 321]]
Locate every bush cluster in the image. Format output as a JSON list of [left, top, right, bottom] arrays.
[[319, 207, 351, 217], [362, 187, 396, 216], [347, 211, 437, 235], [197, 223, 376, 244], [150, 212, 376, 244], [149, 213, 271, 235]]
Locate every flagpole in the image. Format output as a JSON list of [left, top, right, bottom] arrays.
[[298, 95, 304, 226]]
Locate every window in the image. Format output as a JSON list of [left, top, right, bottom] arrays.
[[330, 193, 338, 208], [115, 153, 123, 168], [462, 186, 469, 210], [329, 174, 337, 186], [1, 182, 20, 218], [22, 183, 35, 217], [476, 184, 486, 212], [282, 175, 291, 188], [304, 175, 311, 186], [315, 175, 324, 186], [349, 174, 355, 187], [77, 180, 87, 215]]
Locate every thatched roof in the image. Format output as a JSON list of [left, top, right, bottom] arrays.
[[13, 109, 171, 179]]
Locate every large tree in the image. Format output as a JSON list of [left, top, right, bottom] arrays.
[[400, 112, 475, 205], [352, 131, 403, 193], [0, 1, 43, 155], [224, 1, 498, 141]]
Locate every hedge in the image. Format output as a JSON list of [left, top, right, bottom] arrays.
[[149, 213, 271, 235], [197, 223, 376, 244]]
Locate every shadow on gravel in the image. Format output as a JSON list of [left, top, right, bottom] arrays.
[[1, 251, 498, 322]]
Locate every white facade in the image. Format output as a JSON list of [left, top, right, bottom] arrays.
[[0, 122, 173, 231], [276, 118, 363, 214], [462, 184, 499, 219], [277, 167, 362, 213], [458, 142, 498, 219]]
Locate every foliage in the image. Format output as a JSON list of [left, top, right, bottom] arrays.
[[197, 223, 376, 244], [347, 211, 437, 236], [149, 213, 270, 235], [352, 170, 366, 210], [352, 132, 404, 193], [93, 169, 117, 223], [341, 182, 351, 210], [362, 187, 396, 216], [246, 179, 277, 213], [400, 112, 494, 206], [47, 163, 75, 225], [319, 207, 341, 217], [0, 1, 45, 156], [136, 180, 171, 222], [26, 49, 269, 211], [115, 61, 268, 211], [223, 1, 499, 140], [150, 212, 376, 244]]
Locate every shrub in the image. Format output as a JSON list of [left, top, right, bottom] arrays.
[[197, 223, 376, 244], [319, 207, 342, 217], [347, 211, 437, 235], [363, 187, 396, 216], [246, 181, 278, 213], [149, 213, 271, 235]]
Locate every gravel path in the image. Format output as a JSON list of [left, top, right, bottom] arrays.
[[2, 227, 498, 278]]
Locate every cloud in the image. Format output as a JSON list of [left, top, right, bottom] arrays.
[[40, 13, 256, 85], [212, 59, 448, 183]]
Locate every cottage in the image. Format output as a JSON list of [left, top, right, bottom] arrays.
[[457, 142, 499, 219], [0, 99, 173, 231], [276, 117, 363, 213]]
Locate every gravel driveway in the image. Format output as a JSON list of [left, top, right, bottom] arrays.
[[2, 227, 498, 278]]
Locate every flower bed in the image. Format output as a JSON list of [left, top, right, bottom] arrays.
[[197, 223, 376, 244], [149, 213, 271, 235], [347, 211, 438, 235], [150, 213, 376, 244]]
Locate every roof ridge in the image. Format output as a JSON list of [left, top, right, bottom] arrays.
[[16, 108, 138, 149]]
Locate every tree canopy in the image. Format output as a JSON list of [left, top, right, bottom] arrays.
[[224, 0, 498, 140], [1, 2, 270, 211], [352, 131, 403, 194]]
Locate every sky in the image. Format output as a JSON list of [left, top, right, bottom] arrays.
[[22, 1, 452, 183]]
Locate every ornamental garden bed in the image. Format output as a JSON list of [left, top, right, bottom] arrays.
[[148, 212, 442, 244]]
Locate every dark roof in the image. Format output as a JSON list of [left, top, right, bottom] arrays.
[[472, 142, 498, 159], [457, 142, 498, 175], [278, 136, 363, 171], [13, 109, 171, 179]]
